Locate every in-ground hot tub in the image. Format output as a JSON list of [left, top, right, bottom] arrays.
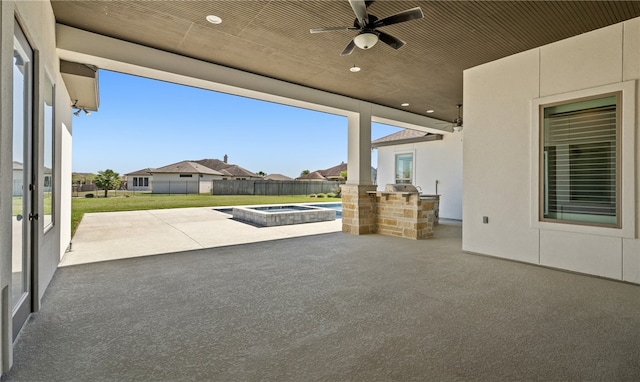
[[232, 204, 336, 227]]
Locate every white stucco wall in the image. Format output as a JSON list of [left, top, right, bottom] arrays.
[[375, 132, 463, 220], [1, 0, 73, 372], [463, 18, 639, 283]]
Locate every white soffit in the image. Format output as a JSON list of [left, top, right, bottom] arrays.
[[60, 60, 99, 111]]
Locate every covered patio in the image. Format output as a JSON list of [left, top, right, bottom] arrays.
[[5, 221, 640, 381], [2, 1, 639, 378]]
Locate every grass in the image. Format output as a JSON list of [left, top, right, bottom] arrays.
[[71, 193, 341, 238], [13, 193, 54, 216]]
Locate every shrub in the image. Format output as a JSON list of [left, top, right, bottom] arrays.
[[309, 194, 317, 198], [316, 193, 327, 198], [327, 192, 336, 198], [85, 193, 94, 198]]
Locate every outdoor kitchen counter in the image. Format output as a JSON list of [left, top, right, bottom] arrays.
[[367, 191, 439, 240]]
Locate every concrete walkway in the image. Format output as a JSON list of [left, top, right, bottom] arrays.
[[61, 207, 342, 266]]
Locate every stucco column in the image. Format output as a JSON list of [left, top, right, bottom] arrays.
[[346, 106, 372, 185], [341, 106, 376, 235]]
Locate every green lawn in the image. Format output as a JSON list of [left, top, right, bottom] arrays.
[[71, 193, 340, 238]]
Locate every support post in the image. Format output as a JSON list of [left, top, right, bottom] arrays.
[[341, 106, 376, 234]]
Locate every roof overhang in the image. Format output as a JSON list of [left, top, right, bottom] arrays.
[[372, 133, 443, 148], [60, 60, 99, 111]]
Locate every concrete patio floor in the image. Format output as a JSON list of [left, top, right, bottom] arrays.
[[6, 217, 640, 381], [61, 206, 342, 266]]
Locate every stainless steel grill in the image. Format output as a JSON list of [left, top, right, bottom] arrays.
[[385, 184, 419, 193]]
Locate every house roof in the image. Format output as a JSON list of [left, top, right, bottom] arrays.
[[125, 168, 155, 176], [296, 162, 349, 181], [265, 174, 293, 181], [321, 162, 348, 178], [372, 129, 443, 148], [296, 171, 328, 181], [150, 161, 223, 176], [51, 1, 640, 124], [193, 159, 259, 178], [13, 161, 23, 171]]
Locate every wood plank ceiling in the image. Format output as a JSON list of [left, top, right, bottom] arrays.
[[51, 1, 640, 123]]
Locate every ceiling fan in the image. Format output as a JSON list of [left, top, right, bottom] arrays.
[[310, 0, 424, 56]]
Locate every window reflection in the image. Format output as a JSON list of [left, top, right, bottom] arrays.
[[43, 77, 54, 230]]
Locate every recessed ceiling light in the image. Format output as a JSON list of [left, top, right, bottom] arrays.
[[206, 15, 222, 24], [401, 103, 410, 107], [350, 65, 361, 72], [426, 109, 435, 113]]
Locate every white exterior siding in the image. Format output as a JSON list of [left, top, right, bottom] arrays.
[[375, 132, 463, 220], [127, 176, 153, 192], [463, 18, 639, 283], [151, 173, 222, 194]]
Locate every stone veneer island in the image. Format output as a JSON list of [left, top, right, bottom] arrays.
[[340, 184, 439, 240]]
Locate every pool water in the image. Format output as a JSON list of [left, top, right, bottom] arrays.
[[308, 203, 342, 218]]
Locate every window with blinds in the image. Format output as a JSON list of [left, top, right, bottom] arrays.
[[541, 93, 620, 227]]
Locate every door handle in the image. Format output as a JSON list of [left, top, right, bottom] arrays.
[[28, 213, 39, 221]]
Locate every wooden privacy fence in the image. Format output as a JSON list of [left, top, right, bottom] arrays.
[[211, 180, 340, 196]]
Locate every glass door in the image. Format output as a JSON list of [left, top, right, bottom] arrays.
[[12, 22, 34, 341]]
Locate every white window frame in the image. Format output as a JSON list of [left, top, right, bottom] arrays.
[[394, 151, 415, 185], [530, 81, 635, 238], [42, 71, 55, 232]]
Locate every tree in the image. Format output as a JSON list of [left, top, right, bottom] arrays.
[[257, 171, 266, 177], [72, 172, 95, 185], [300, 169, 310, 177], [94, 169, 122, 198], [340, 170, 348, 181]]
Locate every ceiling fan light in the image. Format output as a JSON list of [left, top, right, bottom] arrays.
[[354, 33, 378, 49]]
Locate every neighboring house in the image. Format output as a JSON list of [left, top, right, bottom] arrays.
[[72, 172, 97, 192], [12, 161, 23, 196], [15, 162, 53, 196], [149, 161, 223, 194], [319, 162, 348, 182], [194, 155, 261, 180], [372, 129, 463, 220], [296, 171, 327, 181], [264, 173, 293, 181], [297, 162, 376, 184], [43, 167, 53, 193], [125, 168, 154, 191]]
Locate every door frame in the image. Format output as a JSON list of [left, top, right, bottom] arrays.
[[11, 18, 37, 342]]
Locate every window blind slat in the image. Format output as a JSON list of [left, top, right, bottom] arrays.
[[543, 98, 617, 223]]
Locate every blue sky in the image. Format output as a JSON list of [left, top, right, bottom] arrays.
[[72, 70, 401, 178]]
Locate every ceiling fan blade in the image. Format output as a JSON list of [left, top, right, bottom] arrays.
[[310, 26, 357, 33], [340, 39, 356, 56], [372, 7, 424, 28], [378, 31, 406, 50], [348, 0, 369, 27]]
